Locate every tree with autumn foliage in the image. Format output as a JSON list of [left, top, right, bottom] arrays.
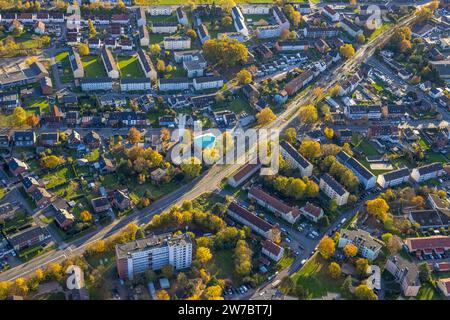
[[366, 198, 389, 222], [299, 140, 321, 160], [156, 289, 170, 300], [203, 38, 248, 68], [26, 115, 40, 127], [340, 43, 355, 59], [128, 127, 141, 144], [355, 284, 377, 300], [328, 262, 341, 279], [80, 210, 92, 222], [236, 69, 252, 85], [203, 285, 223, 300], [180, 156, 202, 178], [324, 127, 334, 140], [284, 127, 297, 145], [343, 243, 358, 258], [256, 107, 276, 125], [318, 236, 335, 260], [298, 104, 318, 124], [196, 246, 213, 265]]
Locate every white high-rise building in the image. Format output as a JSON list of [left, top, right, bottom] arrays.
[[116, 233, 192, 280]]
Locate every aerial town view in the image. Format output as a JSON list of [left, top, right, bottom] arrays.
[[0, 0, 449, 306]]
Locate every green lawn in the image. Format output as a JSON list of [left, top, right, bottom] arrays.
[[207, 249, 240, 284], [23, 97, 49, 115], [213, 96, 254, 115], [367, 22, 393, 42], [148, 33, 168, 45], [426, 152, 448, 164], [55, 51, 74, 83], [277, 254, 295, 270], [35, 292, 66, 300], [85, 148, 100, 162], [417, 283, 443, 300], [291, 253, 345, 299], [128, 180, 181, 204], [0, 188, 6, 200], [41, 165, 76, 189], [117, 55, 145, 77], [81, 55, 107, 77], [352, 134, 380, 157]]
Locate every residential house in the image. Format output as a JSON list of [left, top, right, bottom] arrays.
[[193, 76, 224, 91], [39, 132, 59, 146], [300, 202, 324, 223], [262, 239, 284, 262], [228, 162, 261, 188], [437, 278, 450, 297], [336, 151, 376, 190], [322, 5, 340, 22], [111, 189, 131, 211], [80, 77, 113, 91], [227, 202, 281, 242], [410, 162, 444, 183], [273, 6, 290, 29], [338, 228, 383, 261], [101, 47, 119, 79], [385, 255, 421, 297], [280, 141, 313, 177], [284, 69, 314, 96], [377, 168, 410, 188], [139, 25, 150, 47], [151, 22, 178, 34], [68, 47, 84, 78], [8, 157, 28, 176], [319, 173, 349, 206], [120, 78, 152, 92], [137, 48, 157, 81], [248, 186, 300, 224], [158, 78, 191, 91], [176, 7, 189, 26], [91, 197, 111, 213], [7, 226, 50, 251], [13, 131, 36, 147], [163, 36, 191, 50], [32, 187, 52, 207], [84, 131, 102, 148], [274, 39, 310, 52]]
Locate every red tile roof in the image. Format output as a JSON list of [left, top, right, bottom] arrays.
[[249, 186, 299, 217], [301, 202, 323, 218], [405, 236, 450, 252], [262, 239, 282, 256], [228, 202, 274, 232], [439, 278, 450, 293], [231, 162, 260, 183]]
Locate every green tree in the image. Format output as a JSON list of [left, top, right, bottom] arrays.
[[180, 157, 202, 178]]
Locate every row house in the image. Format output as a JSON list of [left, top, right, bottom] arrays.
[[193, 76, 224, 91], [254, 44, 273, 60], [256, 25, 282, 39], [248, 186, 300, 224], [280, 141, 313, 177], [197, 24, 210, 44], [151, 22, 178, 34], [322, 5, 340, 22], [377, 168, 410, 189], [340, 18, 363, 38], [228, 162, 261, 188], [137, 7, 147, 27], [319, 173, 349, 206], [241, 5, 271, 15], [120, 78, 152, 92], [7, 226, 50, 251], [158, 78, 190, 91], [381, 104, 407, 119], [101, 47, 119, 79], [139, 25, 150, 46], [367, 125, 399, 140], [8, 157, 29, 176], [231, 6, 249, 37], [302, 26, 340, 38], [262, 239, 284, 262], [385, 255, 421, 297], [227, 202, 281, 242], [284, 69, 314, 96], [336, 151, 376, 190], [148, 6, 173, 16], [14, 131, 36, 147], [137, 48, 157, 80], [176, 7, 189, 26], [273, 6, 290, 29], [344, 105, 382, 120], [80, 77, 113, 92], [410, 162, 445, 183], [164, 36, 191, 50], [39, 132, 59, 146], [300, 202, 324, 223], [111, 14, 130, 25], [88, 38, 102, 50], [275, 39, 310, 51]]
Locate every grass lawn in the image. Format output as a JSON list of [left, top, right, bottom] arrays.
[[81, 55, 107, 77], [207, 249, 240, 284], [367, 22, 393, 42], [23, 97, 49, 114], [213, 96, 254, 115], [54, 51, 74, 83], [147, 13, 178, 23], [291, 253, 344, 299], [417, 283, 443, 300], [35, 291, 66, 300], [41, 165, 76, 189], [128, 180, 181, 204], [277, 254, 295, 270], [148, 33, 168, 44], [426, 152, 448, 164], [352, 134, 380, 157], [85, 148, 100, 162], [117, 55, 145, 77]]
